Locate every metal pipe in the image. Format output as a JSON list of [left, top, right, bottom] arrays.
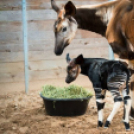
[[22, 0, 29, 94], [109, 45, 114, 60], [108, 0, 114, 60]]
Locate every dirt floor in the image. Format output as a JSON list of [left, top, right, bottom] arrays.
[[0, 85, 134, 134]]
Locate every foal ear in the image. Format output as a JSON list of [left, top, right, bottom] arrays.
[[64, 1, 76, 17], [51, 0, 60, 12], [66, 53, 71, 63], [75, 54, 84, 65]]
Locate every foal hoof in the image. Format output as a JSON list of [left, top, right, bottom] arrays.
[[126, 128, 131, 131], [104, 121, 110, 128], [124, 122, 130, 130], [98, 121, 103, 127]]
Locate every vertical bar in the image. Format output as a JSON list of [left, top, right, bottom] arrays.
[[108, 0, 114, 60], [22, 0, 29, 94], [109, 45, 114, 60]]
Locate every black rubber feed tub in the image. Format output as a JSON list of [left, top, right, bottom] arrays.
[[40, 93, 92, 116]]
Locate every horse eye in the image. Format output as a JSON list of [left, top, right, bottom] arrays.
[[62, 27, 67, 32]]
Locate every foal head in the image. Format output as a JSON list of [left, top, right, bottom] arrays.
[[51, 0, 77, 55], [65, 53, 84, 83]]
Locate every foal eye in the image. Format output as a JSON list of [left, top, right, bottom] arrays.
[[62, 27, 67, 32], [72, 70, 76, 73]]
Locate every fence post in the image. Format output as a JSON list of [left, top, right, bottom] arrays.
[[22, 0, 29, 94]]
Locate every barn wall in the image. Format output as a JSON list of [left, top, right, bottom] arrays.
[[0, 0, 25, 92], [0, 0, 109, 93]]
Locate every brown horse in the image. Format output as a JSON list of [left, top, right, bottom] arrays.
[[51, 0, 134, 120]]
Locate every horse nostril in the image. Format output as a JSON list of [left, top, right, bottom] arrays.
[[66, 81, 70, 84], [65, 78, 70, 84], [54, 49, 63, 56]]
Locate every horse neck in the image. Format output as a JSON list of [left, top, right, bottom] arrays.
[[74, 1, 118, 36]]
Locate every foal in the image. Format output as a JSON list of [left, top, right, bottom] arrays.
[[65, 53, 131, 130]]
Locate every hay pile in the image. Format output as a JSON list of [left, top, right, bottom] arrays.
[[41, 85, 93, 99]]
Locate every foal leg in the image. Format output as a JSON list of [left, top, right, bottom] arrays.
[[105, 70, 129, 128], [122, 86, 131, 130], [94, 87, 106, 127], [104, 90, 122, 128], [105, 72, 124, 128]]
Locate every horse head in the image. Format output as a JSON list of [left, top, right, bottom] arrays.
[[51, 0, 78, 55]]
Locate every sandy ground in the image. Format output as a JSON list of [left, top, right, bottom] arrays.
[[0, 81, 134, 134]]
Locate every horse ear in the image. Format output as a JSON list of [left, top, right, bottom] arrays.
[[64, 1, 76, 17], [66, 53, 71, 63], [51, 0, 60, 12], [75, 54, 84, 65]]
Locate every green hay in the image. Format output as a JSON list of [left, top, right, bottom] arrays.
[[41, 85, 93, 99]]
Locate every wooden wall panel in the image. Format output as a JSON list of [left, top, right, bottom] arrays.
[[0, 37, 108, 52], [0, 0, 21, 6], [0, 21, 22, 32], [0, 39, 22, 45], [0, 0, 108, 10], [0, 76, 92, 95], [0, 30, 102, 42], [26, 0, 108, 10], [0, 32, 22, 40], [0, 0, 109, 92], [0, 11, 22, 21], [0, 72, 24, 83], [0, 62, 24, 73], [0, 69, 66, 83], [0, 46, 108, 63]]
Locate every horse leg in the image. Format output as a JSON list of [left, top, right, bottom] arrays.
[[130, 82, 134, 120]]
